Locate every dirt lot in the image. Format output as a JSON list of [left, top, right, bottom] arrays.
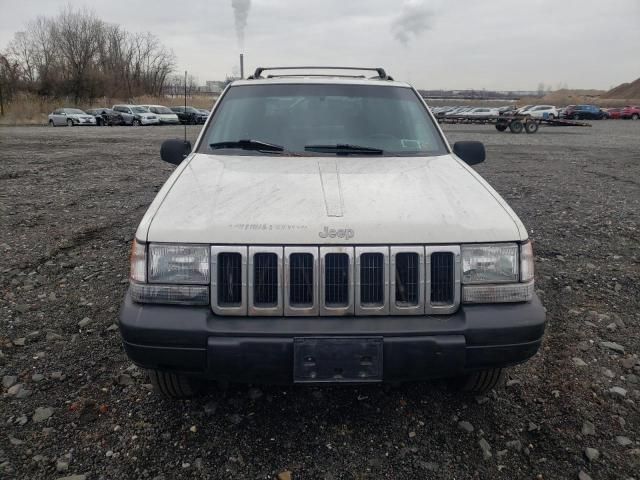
[[1, 121, 639, 480]]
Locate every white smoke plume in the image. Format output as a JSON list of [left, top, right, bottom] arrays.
[[231, 0, 252, 50], [391, 1, 433, 45]]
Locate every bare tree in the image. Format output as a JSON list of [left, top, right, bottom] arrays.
[[1, 6, 176, 101]]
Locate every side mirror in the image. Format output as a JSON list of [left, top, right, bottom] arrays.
[[453, 141, 485, 166], [161, 139, 192, 165]]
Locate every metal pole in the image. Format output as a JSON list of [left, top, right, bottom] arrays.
[[240, 54, 244, 79]]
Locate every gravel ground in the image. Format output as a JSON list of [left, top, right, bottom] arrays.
[[1, 121, 639, 480]]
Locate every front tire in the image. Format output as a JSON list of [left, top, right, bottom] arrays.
[[67, 119, 73, 127], [453, 368, 506, 394], [632, 113, 639, 120], [147, 369, 204, 399], [132, 119, 141, 127], [49, 120, 55, 127]]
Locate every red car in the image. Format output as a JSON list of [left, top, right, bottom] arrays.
[[620, 105, 640, 120], [606, 108, 622, 119]]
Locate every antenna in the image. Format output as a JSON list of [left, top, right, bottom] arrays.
[[183, 70, 187, 144]]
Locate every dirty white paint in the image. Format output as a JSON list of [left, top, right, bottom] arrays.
[[138, 152, 527, 245]]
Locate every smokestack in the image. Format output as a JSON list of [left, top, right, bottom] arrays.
[[240, 53, 244, 79]]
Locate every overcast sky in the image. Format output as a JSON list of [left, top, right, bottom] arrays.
[[0, 0, 638, 91]]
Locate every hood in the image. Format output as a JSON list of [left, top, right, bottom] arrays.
[[141, 153, 526, 244]]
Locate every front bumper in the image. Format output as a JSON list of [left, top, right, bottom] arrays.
[[119, 291, 546, 384], [140, 118, 160, 125]]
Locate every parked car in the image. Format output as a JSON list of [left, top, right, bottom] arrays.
[[465, 107, 499, 117], [498, 106, 518, 115], [85, 108, 125, 126], [140, 105, 180, 125], [119, 66, 545, 399], [198, 109, 211, 119], [605, 108, 622, 119], [48, 108, 97, 127], [527, 105, 559, 119], [558, 105, 576, 119], [516, 105, 534, 115], [112, 105, 160, 126], [620, 105, 640, 120], [564, 105, 608, 120], [170, 106, 207, 124]]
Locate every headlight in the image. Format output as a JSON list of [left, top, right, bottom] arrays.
[[129, 242, 210, 305], [462, 243, 518, 284], [462, 242, 534, 304], [148, 244, 209, 284]]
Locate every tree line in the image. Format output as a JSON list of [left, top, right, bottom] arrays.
[[0, 7, 176, 112]]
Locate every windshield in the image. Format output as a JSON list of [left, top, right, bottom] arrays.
[[132, 107, 148, 113], [199, 83, 447, 156], [185, 107, 200, 113], [65, 108, 86, 114]]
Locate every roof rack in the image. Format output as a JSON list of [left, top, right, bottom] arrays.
[[248, 66, 393, 81]]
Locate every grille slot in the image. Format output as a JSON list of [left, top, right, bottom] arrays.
[[395, 252, 419, 305], [217, 252, 243, 306], [289, 253, 314, 306], [253, 253, 278, 306], [324, 253, 350, 307], [430, 252, 454, 305], [360, 253, 384, 305]]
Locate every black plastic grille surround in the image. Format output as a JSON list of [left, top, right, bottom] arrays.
[[324, 253, 350, 306], [430, 252, 454, 304], [360, 252, 384, 305], [395, 252, 420, 305], [289, 253, 314, 306], [217, 252, 242, 305], [253, 253, 278, 306]]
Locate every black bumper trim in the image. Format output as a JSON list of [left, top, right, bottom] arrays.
[[119, 291, 545, 383]]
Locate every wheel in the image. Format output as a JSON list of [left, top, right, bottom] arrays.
[[547, 114, 555, 120], [452, 368, 506, 394], [96, 118, 103, 126], [49, 120, 55, 127], [525, 121, 539, 134], [67, 119, 73, 127], [495, 123, 507, 132], [632, 113, 639, 120], [132, 119, 141, 126], [508, 120, 524, 133], [147, 369, 204, 399]]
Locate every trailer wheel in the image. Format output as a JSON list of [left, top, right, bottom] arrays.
[[495, 123, 508, 132], [509, 120, 523, 133], [525, 121, 539, 134]]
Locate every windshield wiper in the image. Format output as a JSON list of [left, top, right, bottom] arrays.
[[209, 139, 284, 152], [304, 144, 383, 155]]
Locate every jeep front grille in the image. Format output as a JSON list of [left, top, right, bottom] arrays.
[[288, 253, 314, 306], [210, 246, 460, 316]]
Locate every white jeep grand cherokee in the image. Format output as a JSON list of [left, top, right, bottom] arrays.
[[119, 67, 545, 398]]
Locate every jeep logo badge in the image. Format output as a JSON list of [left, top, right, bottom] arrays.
[[318, 226, 354, 240]]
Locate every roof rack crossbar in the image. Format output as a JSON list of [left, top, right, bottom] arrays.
[[266, 73, 367, 79], [249, 66, 391, 80]]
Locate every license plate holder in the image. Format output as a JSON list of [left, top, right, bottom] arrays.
[[293, 337, 383, 383]]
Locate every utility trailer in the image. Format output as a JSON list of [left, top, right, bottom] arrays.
[[437, 114, 591, 134]]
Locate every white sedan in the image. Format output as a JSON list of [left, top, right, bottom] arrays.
[[48, 108, 97, 127], [466, 107, 500, 117], [526, 105, 559, 119]]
